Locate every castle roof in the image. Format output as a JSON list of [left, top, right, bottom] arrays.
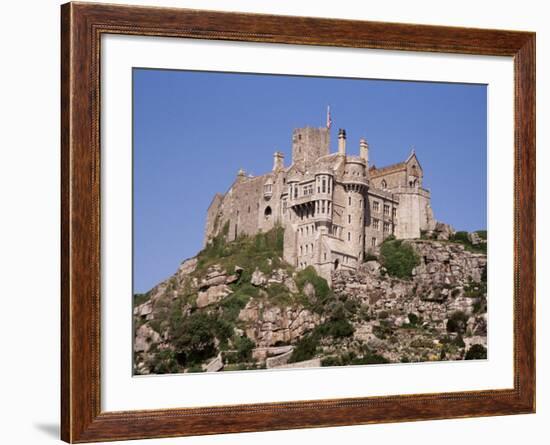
[[369, 162, 406, 177]]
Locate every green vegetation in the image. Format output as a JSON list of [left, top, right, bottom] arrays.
[[449, 231, 487, 253], [475, 230, 487, 240], [169, 311, 232, 367], [465, 344, 487, 360], [289, 301, 355, 363], [197, 224, 286, 278], [133, 293, 150, 307], [295, 266, 332, 311], [321, 347, 388, 367], [224, 336, 255, 364], [446, 311, 469, 334], [364, 251, 378, 261], [379, 237, 420, 279]]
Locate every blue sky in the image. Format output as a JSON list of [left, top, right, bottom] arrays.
[[133, 68, 487, 293]]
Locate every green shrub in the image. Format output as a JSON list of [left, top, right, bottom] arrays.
[[224, 336, 256, 363], [149, 349, 179, 374], [295, 266, 332, 307], [476, 230, 487, 240], [364, 251, 378, 261], [265, 283, 293, 306], [220, 291, 252, 322], [133, 293, 150, 307], [170, 311, 230, 367], [380, 239, 419, 279], [465, 344, 487, 360], [446, 311, 469, 334], [290, 335, 319, 363], [407, 313, 421, 326], [473, 296, 487, 314], [449, 230, 487, 254]]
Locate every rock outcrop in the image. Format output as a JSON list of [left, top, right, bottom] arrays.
[[134, 233, 487, 375]]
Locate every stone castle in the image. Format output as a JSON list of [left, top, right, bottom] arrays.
[[204, 122, 436, 281]]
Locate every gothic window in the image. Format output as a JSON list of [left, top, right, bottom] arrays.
[[383, 222, 390, 233], [381, 179, 387, 189], [373, 201, 380, 212], [264, 206, 272, 217], [372, 218, 380, 230], [294, 186, 298, 199], [384, 204, 390, 216]]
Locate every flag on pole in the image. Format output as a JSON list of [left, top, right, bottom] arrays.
[[326, 105, 332, 129]]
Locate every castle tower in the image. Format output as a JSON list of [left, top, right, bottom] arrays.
[[292, 127, 330, 168]]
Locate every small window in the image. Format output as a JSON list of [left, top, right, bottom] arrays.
[[381, 179, 387, 189], [348, 232, 351, 241], [384, 204, 390, 216], [348, 196, 352, 206], [383, 222, 390, 233], [348, 214, 351, 224], [371, 237, 377, 247], [373, 201, 380, 212], [264, 206, 272, 217]]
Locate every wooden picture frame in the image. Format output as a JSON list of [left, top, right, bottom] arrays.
[[61, 2, 535, 442]]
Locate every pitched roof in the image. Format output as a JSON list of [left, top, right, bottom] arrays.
[[369, 162, 406, 177]]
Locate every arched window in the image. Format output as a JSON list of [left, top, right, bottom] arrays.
[[381, 179, 387, 189], [334, 259, 339, 270], [264, 206, 272, 217]]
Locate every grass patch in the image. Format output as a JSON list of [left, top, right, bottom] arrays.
[[449, 231, 487, 254], [379, 237, 419, 279], [133, 293, 150, 307]]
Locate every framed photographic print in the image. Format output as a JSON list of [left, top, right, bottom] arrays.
[[61, 2, 536, 442]]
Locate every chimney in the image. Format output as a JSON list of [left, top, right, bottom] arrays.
[[273, 151, 284, 171], [359, 138, 369, 165], [338, 129, 346, 155]]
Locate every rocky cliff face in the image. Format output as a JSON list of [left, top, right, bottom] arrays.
[[133, 229, 487, 375]]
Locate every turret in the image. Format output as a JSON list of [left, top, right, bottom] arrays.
[[360, 138, 369, 165], [338, 129, 347, 155]]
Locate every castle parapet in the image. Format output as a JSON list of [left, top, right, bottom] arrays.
[[392, 186, 431, 198]]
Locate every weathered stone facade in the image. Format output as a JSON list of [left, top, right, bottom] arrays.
[[205, 124, 436, 282]]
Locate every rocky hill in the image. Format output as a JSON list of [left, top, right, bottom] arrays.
[[134, 227, 487, 374]]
